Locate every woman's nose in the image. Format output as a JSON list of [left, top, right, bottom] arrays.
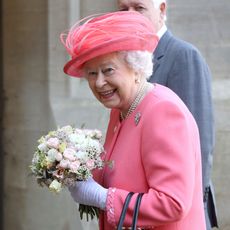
[[95, 72, 106, 88]]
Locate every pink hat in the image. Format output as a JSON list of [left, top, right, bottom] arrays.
[[60, 11, 159, 78]]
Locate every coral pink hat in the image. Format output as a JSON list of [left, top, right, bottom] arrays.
[[60, 11, 159, 78]]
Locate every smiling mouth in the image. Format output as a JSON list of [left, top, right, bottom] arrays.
[[99, 89, 116, 99]]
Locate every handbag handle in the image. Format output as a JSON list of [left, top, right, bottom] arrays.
[[117, 192, 134, 229], [131, 193, 144, 229], [117, 192, 144, 230]]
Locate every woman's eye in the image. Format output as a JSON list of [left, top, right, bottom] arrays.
[[103, 68, 115, 76], [87, 71, 97, 77], [119, 7, 128, 11], [135, 6, 145, 12]]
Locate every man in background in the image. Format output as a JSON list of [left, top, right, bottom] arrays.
[[117, 0, 218, 229]]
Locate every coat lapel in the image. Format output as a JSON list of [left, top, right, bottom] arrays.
[[153, 30, 172, 74]]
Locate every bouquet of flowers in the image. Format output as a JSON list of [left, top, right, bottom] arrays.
[[30, 125, 105, 220]]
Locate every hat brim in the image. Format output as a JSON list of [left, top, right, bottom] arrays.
[[64, 35, 158, 78]]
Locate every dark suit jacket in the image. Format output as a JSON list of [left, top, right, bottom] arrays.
[[149, 30, 218, 228]]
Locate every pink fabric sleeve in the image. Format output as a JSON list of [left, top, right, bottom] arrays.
[[106, 188, 117, 227]]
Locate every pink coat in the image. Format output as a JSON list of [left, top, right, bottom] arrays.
[[94, 84, 206, 229]]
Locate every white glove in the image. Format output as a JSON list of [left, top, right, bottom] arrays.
[[69, 178, 108, 210]]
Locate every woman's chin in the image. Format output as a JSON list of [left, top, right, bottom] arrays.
[[99, 96, 119, 109], [101, 101, 118, 109], [102, 103, 115, 109]]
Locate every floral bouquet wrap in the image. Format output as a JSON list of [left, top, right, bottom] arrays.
[[30, 125, 105, 220]]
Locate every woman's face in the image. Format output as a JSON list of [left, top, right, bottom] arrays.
[[83, 52, 139, 113]]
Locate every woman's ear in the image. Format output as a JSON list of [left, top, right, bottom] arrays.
[[134, 72, 141, 83]]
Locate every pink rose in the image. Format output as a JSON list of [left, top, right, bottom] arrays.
[[63, 148, 76, 161], [53, 170, 64, 179], [46, 137, 60, 149], [55, 152, 63, 162], [86, 159, 95, 170], [69, 160, 81, 172]]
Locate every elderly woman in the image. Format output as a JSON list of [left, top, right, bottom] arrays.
[[61, 11, 206, 230]]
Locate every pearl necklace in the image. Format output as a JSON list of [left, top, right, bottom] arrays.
[[120, 82, 149, 121]]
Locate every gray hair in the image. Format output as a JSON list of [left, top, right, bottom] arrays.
[[120, 51, 153, 80]]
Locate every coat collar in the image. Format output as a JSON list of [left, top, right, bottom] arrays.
[[153, 30, 173, 74]]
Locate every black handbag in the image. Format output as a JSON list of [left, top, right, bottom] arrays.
[[117, 192, 144, 230]]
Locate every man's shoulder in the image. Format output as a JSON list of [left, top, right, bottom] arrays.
[[164, 31, 200, 54], [155, 31, 204, 63]]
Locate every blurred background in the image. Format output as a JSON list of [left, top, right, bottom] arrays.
[[1, 0, 229, 229]]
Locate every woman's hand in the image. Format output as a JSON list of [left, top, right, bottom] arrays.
[[69, 178, 108, 210]]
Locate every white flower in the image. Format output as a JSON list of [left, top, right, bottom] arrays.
[[76, 138, 90, 150], [75, 128, 83, 134], [46, 137, 60, 149], [76, 151, 88, 160], [32, 153, 39, 164], [93, 129, 102, 139], [60, 125, 73, 134], [69, 134, 79, 143], [37, 143, 47, 152], [59, 159, 70, 169], [47, 149, 58, 163], [49, 180, 62, 193], [84, 129, 93, 136], [74, 134, 86, 145], [86, 129, 102, 139], [88, 139, 101, 151], [63, 148, 76, 161]]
